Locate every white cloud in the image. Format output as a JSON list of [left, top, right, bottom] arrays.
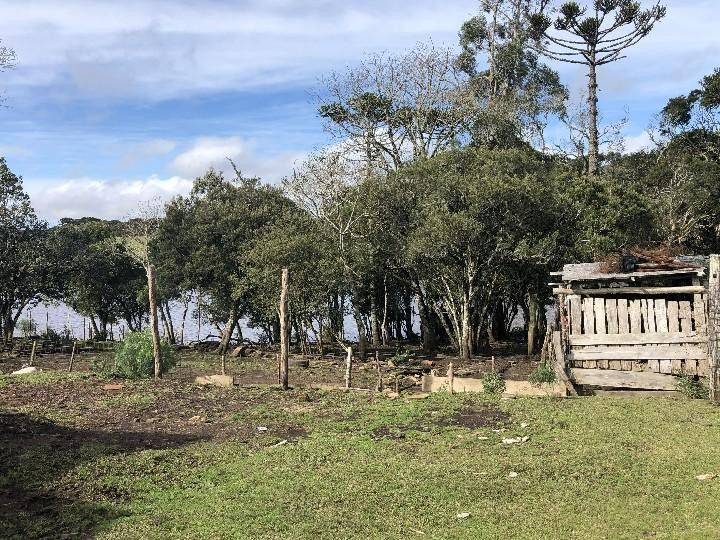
[[624, 131, 654, 153], [0, 0, 478, 100], [170, 136, 306, 183], [27, 175, 193, 222]]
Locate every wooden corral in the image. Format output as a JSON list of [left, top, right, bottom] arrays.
[[551, 255, 714, 391]]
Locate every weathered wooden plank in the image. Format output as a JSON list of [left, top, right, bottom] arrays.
[[694, 293, 707, 335], [553, 286, 706, 296], [655, 299, 668, 333], [671, 359, 683, 373], [570, 368, 679, 390], [621, 360, 634, 371], [659, 359, 672, 374], [606, 299, 618, 334], [570, 332, 703, 346], [609, 360, 622, 370], [685, 359, 697, 376], [629, 300, 642, 334], [667, 301, 680, 333], [679, 300, 692, 334], [648, 359, 660, 372], [698, 359, 709, 377], [569, 345, 708, 361], [597, 359, 609, 369], [645, 299, 657, 333], [617, 299, 629, 334], [711, 254, 720, 400], [582, 297, 595, 334], [568, 295, 582, 335], [594, 299, 607, 335]]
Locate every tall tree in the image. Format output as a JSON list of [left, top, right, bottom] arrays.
[[458, 0, 567, 148], [530, 0, 666, 174], [318, 42, 475, 172], [0, 158, 52, 343]]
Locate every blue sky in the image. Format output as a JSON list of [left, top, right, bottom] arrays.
[[0, 0, 718, 221]]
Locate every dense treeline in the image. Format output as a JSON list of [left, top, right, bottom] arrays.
[[1, 1, 718, 361]]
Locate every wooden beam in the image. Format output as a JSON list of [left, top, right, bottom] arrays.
[[570, 368, 678, 391], [570, 332, 704, 346], [553, 286, 706, 296], [569, 345, 707, 361], [709, 255, 720, 401]]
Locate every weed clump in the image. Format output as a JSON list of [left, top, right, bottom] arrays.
[[114, 330, 176, 379], [481, 372, 506, 394], [528, 365, 557, 387]]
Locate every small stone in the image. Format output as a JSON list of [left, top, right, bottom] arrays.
[[456, 512, 471, 519], [10, 366, 38, 376], [696, 474, 716, 481], [520, 422, 529, 428], [420, 360, 434, 367], [508, 472, 518, 478], [477, 436, 490, 440], [188, 415, 206, 424], [257, 426, 268, 432], [102, 383, 124, 391], [502, 436, 530, 444], [386, 392, 400, 400]]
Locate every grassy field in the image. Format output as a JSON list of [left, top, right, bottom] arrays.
[[2, 356, 720, 539]]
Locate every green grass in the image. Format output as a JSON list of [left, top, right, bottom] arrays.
[[97, 392, 157, 409], [0, 370, 90, 388], [4, 388, 720, 539]]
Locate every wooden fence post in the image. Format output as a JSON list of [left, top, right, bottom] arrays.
[[447, 362, 454, 394], [344, 346, 353, 388], [279, 268, 290, 390], [68, 342, 76, 372], [709, 255, 720, 401], [29, 340, 36, 366]]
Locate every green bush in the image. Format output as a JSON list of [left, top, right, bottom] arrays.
[[114, 330, 176, 379], [675, 375, 709, 400], [481, 371, 506, 394], [528, 365, 557, 387]]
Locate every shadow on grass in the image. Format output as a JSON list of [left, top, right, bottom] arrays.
[[0, 412, 207, 539]]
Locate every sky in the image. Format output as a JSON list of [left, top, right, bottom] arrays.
[[0, 0, 718, 222]]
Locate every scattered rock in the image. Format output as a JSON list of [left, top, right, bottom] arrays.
[[386, 392, 400, 400], [508, 471, 518, 478], [403, 393, 429, 400], [502, 436, 529, 445], [520, 422, 529, 428], [229, 345, 247, 358], [257, 426, 268, 432], [456, 512, 471, 520], [696, 474, 717, 481], [420, 360, 434, 367], [194, 375, 234, 388], [10, 366, 39, 376], [477, 436, 490, 440], [102, 383, 124, 391], [188, 415, 207, 424]]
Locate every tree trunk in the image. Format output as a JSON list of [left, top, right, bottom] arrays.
[[404, 292, 415, 340], [279, 268, 289, 390], [460, 294, 471, 361], [370, 295, 381, 346], [587, 58, 600, 176], [353, 304, 368, 361], [527, 294, 539, 357], [381, 278, 389, 345], [491, 301, 509, 341], [179, 300, 189, 345], [164, 302, 176, 344], [147, 265, 163, 380], [217, 301, 239, 354]]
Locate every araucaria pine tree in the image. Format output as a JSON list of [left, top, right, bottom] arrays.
[[530, 1, 666, 175]]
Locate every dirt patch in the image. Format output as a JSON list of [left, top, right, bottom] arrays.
[[371, 425, 407, 441], [438, 405, 511, 430]]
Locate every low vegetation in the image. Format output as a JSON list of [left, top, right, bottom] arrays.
[[2, 360, 720, 539]]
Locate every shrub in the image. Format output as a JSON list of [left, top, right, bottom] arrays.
[[481, 371, 506, 394], [114, 330, 176, 379], [675, 375, 709, 400], [18, 318, 37, 338], [528, 365, 557, 387]]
